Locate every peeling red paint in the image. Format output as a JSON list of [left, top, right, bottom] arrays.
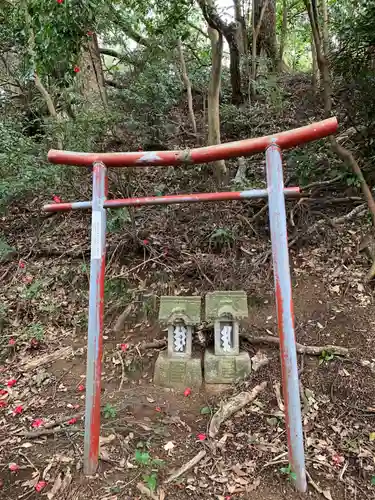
[[48, 118, 338, 167], [275, 278, 294, 465]]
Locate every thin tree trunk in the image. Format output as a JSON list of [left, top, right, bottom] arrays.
[[311, 35, 319, 90], [177, 39, 197, 134], [207, 26, 227, 184], [305, 0, 375, 229], [278, 0, 288, 72], [251, 0, 269, 98], [197, 0, 242, 105]]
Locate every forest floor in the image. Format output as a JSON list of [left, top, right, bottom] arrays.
[[1, 76, 375, 500]]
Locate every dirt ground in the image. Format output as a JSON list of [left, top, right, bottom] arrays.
[[1, 186, 375, 500]]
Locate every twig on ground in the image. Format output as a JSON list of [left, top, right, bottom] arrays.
[[306, 470, 333, 499], [209, 382, 267, 438], [301, 174, 344, 191], [332, 204, 366, 225], [110, 253, 165, 279], [165, 450, 207, 484], [22, 346, 73, 371], [15, 413, 83, 438], [20, 426, 81, 438], [117, 351, 126, 392], [274, 382, 285, 412], [241, 333, 350, 356]]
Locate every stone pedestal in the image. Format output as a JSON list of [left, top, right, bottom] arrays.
[[204, 349, 251, 384], [154, 351, 202, 388]]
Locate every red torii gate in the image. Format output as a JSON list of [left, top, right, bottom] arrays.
[[43, 117, 338, 493]]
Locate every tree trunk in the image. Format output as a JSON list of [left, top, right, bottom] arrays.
[[197, 0, 242, 105], [251, 0, 269, 98], [80, 33, 108, 108], [227, 29, 243, 105], [278, 0, 288, 72], [311, 35, 319, 90], [177, 39, 197, 134], [305, 0, 375, 230], [253, 0, 277, 70], [233, 0, 246, 55], [207, 27, 227, 184]]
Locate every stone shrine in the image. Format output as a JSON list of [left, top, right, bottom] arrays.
[[204, 291, 251, 384], [154, 296, 202, 388]]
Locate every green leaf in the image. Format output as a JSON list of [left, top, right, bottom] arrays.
[[371, 476, 375, 486], [135, 449, 150, 465], [103, 403, 117, 419], [290, 472, 297, 481], [200, 406, 211, 415], [143, 472, 157, 492]]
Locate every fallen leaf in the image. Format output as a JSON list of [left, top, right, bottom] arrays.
[[322, 489, 333, 500], [163, 441, 175, 453], [146, 397, 155, 403], [47, 474, 62, 499], [99, 434, 116, 445], [20, 442, 33, 448]]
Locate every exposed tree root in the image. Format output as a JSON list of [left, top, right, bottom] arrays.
[[242, 333, 350, 356]]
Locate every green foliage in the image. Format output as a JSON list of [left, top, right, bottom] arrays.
[[331, 1, 375, 155], [209, 228, 235, 250], [107, 208, 131, 233], [103, 403, 117, 419], [143, 472, 157, 492], [104, 278, 129, 302], [0, 120, 60, 208], [280, 463, 297, 482], [135, 449, 151, 466], [319, 350, 335, 365], [0, 237, 15, 262], [26, 323, 44, 341], [21, 280, 44, 300], [200, 406, 211, 415]]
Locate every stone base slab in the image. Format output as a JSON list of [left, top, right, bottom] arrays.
[[204, 349, 251, 384], [153, 351, 202, 389]]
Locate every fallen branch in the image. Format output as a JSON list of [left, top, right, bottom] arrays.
[[140, 339, 167, 350], [301, 174, 344, 191], [241, 333, 350, 357], [15, 413, 83, 438], [22, 346, 73, 371], [165, 450, 206, 484], [209, 382, 267, 438], [332, 204, 366, 225], [18, 426, 81, 439]]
